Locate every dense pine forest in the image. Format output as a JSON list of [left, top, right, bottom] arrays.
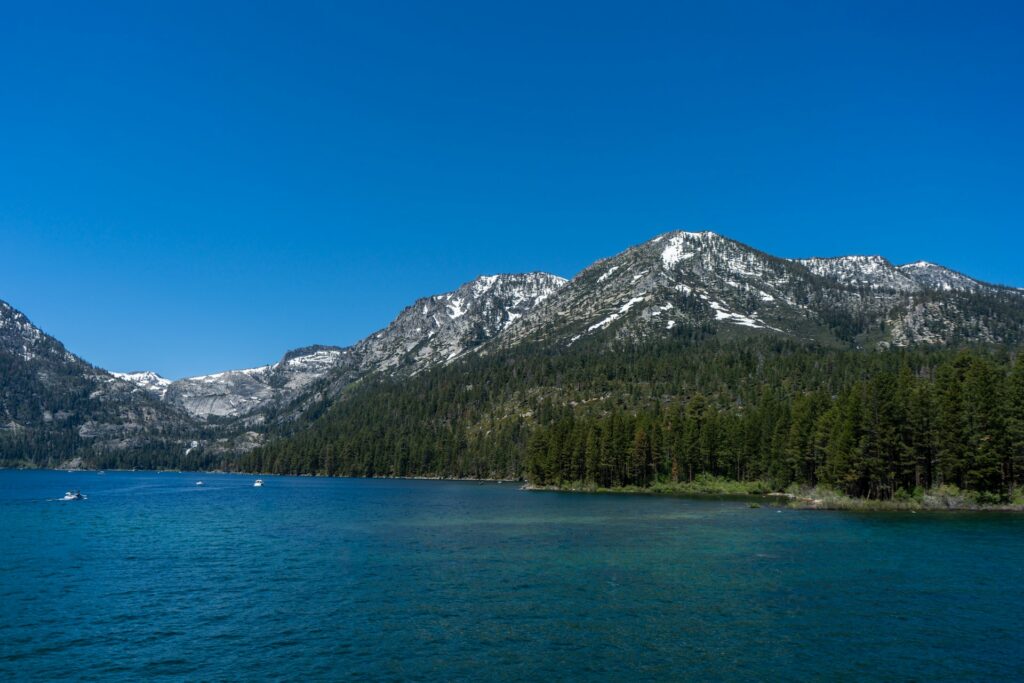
[[241, 336, 1024, 502]]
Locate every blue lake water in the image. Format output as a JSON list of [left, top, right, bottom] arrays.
[[1, 469, 1023, 681]]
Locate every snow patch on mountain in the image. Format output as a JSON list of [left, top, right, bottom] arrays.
[[0, 301, 46, 361], [353, 272, 567, 374], [796, 255, 920, 291], [447, 298, 467, 319], [161, 346, 346, 418], [706, 300, 777, 330], [660, 231, 717, 269], [112, 371, 173, 398], [587, 295, 648, 332], [150, 273, 567, 419], [7, 228, 1023, 436], [898, 261, 982, 292]]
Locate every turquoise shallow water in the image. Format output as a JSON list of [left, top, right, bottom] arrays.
[[1, 470, 1023, 681]]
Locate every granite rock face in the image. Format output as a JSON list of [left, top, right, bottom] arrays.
[[121, 273, 568, 420]]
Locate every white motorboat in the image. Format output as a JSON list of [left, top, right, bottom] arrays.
[[60, 490, 86, 501], [254, 479, 264, 487], [195, 481, 204, 486]]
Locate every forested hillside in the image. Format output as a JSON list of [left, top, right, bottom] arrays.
[[241, 335, 1024, 501], [5, 230, 1024, 490], [0, 300, 200, 468]]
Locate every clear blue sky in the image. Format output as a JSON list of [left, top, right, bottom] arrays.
[[2, 1, 1021, 378]]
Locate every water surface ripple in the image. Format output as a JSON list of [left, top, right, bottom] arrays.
[[2, 470, 1022, 680]]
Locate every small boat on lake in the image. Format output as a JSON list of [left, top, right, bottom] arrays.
[[60, 490, 86, 501], [254, 479, 264, 487], [195, 481, 204, 486]]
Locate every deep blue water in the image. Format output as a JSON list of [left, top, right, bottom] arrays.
[[2, 470, 1023, 681]]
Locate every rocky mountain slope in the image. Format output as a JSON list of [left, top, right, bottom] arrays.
[[0, 300, 195, 465], [347, 272, 566, 372], [498, 231, 807, 346], [118, 272, 567, 421], [159, 345, 346, 420], [496, 231, 1024, 349], [5, 230, 1023, 467], [110, 371, 172, 397], [162, 231, 1020, 429], [895, 260, 986, 292]]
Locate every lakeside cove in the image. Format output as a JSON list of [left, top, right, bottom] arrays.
[[522, 477, 1024, 511]]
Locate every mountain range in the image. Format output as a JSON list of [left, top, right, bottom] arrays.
[[3, 230, 1022, 468]]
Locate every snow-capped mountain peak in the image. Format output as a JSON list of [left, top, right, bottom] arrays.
[[897, 261, 982, 292], [111, 370, 173, 397], [4, 229, 1024, 459], [659, 231, 722, 269], [795, 254, 920, 291], [495, 229, 1024, 350], [350, 272, 567, 371], [1, 300, 53, 362], [136, 273, 568, 420], [794, 253, 992, 294], [159, 345, 346, 419], [500, 230, 801, 346]]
